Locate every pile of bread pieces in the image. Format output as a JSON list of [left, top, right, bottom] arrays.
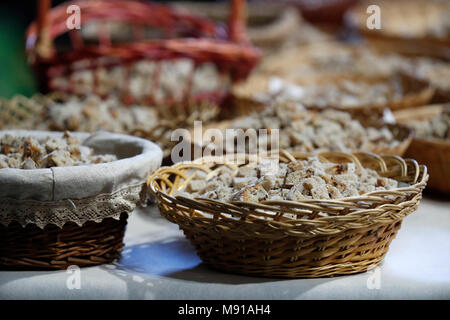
[[177, 156, 398, 202], [0, 131, 117, 169]]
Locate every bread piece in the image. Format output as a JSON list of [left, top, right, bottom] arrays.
[[232, 184, 268, 202], [186, 179, 208, 192], [237, 164, 258, 178], [302, 176, 330, 199], [286, 183, 312, 201], [233, 176, 258, 189]]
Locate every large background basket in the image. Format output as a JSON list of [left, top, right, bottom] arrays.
[[26, 0, 261, 106], [234, 72, 434, 112], [149, 151, 427, 278], [171, 1, 327, 52], [188, 114, 413, 158], [0, 93, 268, 164], [345, 0, 450, 60]]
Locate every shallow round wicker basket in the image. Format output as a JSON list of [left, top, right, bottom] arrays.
[[0, 130, 163, 270], [148, 151, 427, 278], [26, 0, 261, 106], [394, 104, 450, 194]]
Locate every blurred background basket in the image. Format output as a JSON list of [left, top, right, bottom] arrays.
[[0, 93, 218, 163], [171, 1, 330, 52], [149, 151, 427, 278], [0, 213, 128, 270], [394, 104, 450, 195], [345, 0, 450, 60], [0, 93, 269, 164], [25, 0, 261, 106], [187, 116, 413, 159], [233, 72, 434, 125]]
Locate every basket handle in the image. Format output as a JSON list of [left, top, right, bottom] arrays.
[[228, 0, 248, 43], [34, 0, 53, 59], [34, 0, 248, 48]]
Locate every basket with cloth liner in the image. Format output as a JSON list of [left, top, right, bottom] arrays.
[[26, 0, 261, 106], [148, 151, 428, 278], [0, 130, 162, 270]]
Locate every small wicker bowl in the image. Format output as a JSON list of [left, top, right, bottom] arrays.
[[148, 151, 428, 278], [394, 104, 450, 194]]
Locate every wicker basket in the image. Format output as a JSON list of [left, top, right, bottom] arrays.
[[345, 0, 450, 60], [172, 2, 329, 51], [394, 104, 450, 194], [0, 213, 128, 270], [187, 114, 413, 159], [370, 123, 412, 156], [0, 130, 163, 270], [234, 73, 434, 115], [148, 151, 428, 278], [0, 93, 220, 162], [26, 0, 261, 106], [0, 93, 278, 164]]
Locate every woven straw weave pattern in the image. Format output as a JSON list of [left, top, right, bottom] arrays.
[[0, 213, 128, 270]]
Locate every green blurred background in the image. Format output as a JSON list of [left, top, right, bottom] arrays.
[[0, 2, 39, 98]]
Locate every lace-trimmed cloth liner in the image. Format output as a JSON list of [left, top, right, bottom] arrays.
[[0, 130, 163, 228]]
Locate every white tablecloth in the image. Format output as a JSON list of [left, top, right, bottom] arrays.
[[1, 196, 449, 300]]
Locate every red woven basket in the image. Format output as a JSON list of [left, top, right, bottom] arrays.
[[26, 0, 261, 106]]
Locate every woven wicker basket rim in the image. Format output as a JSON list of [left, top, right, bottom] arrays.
[[36, 38, 261, 63], [26, 0, 261, 63], [412, 136, 450, 146], [149, 150, 428, 219]]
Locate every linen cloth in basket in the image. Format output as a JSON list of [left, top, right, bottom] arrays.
[[0, 130, 163, 228]]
